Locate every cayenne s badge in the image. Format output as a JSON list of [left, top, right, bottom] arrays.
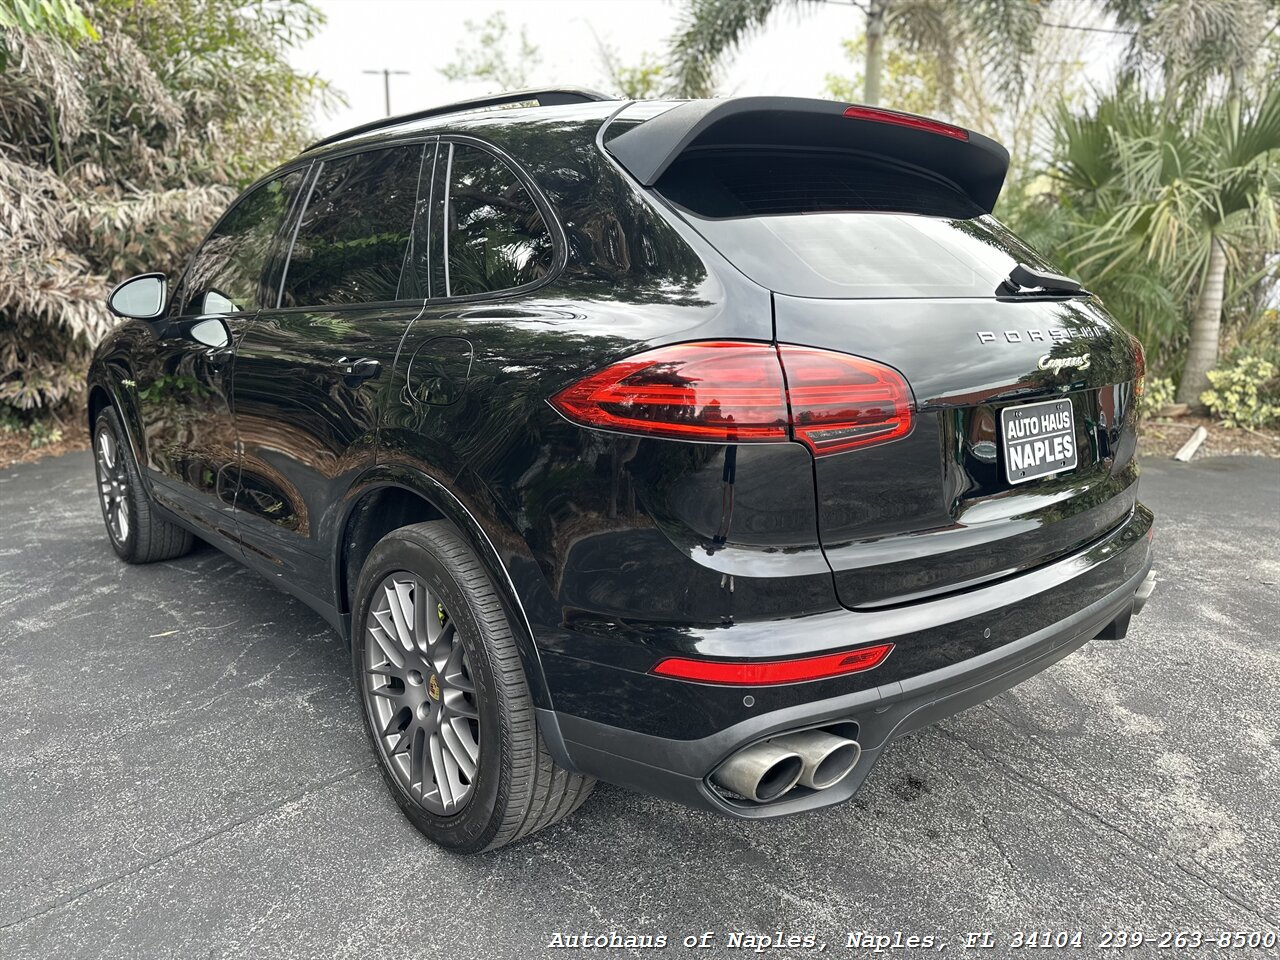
[[1038, 353, 1091, 372]]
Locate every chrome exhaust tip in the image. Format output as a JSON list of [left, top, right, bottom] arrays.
[[773, 730, 862, 790], [711, 740, 804, 803]]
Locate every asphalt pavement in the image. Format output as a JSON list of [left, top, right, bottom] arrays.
[[0, 450, 1277, 959]]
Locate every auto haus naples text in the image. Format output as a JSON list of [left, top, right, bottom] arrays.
[[1004, 404, 1075, 473]]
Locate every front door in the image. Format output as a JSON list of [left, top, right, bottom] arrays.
[[230, 141, 432, 605], [134, 168, 307, 538]]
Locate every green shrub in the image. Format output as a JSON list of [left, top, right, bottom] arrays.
[[1200, 357, 1280, 429], [1139, 375, 1177, 418], [27, 421, 63, 449]]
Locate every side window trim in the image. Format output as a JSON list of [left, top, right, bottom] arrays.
[[394, 140, 436, 301], [420, 139, 439, 299], [429, 134, 568, 304], [441, 142, 455, 298], [274, 162, 322, 309]]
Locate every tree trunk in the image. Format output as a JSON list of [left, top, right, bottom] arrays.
[[1177, 235, 1227, 407], [864, 0, 887, 106], [1160, 60, 1180, 124]]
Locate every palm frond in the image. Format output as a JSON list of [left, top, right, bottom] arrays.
[[666, 0, 810, 98]]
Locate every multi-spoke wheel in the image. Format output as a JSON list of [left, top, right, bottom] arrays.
[[92, 407, 192, 564], [95, 426, 131, 546], [362, 573, 481, 815], [352, 520, 594, 853]]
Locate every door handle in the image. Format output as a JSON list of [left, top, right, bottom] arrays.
[[334, 356, 381, 381]]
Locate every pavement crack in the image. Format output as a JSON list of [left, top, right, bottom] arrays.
[[934, 726, 1279, 927], [0, 764, 373, 932]]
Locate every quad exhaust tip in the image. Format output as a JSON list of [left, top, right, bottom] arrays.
[[710, 740, 804, 803], [711, 728, 862, 803], [774, 730, 862, 791]]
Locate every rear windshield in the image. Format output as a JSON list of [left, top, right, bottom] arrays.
[[656, 151, 1054, 299]]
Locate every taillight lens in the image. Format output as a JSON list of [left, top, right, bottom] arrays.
[[779, 345, 914, 456], [843, 104, 969, 141], [1134, 339, 1147, 398], [651, 643, 894, 685], [550, 341, 914, 457], [548, 341, 789, 444]]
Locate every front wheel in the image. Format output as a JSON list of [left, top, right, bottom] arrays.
[[352, 521, 593, 853], [93, 407, 193, 564]]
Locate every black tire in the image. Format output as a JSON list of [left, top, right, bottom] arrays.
[[352, 521, 594, 853], [92, 407, 194, 564]]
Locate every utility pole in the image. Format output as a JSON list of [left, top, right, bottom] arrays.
[[362, 69, 410, 117]]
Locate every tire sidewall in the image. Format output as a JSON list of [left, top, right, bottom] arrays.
[[352, 531, 509, 852]]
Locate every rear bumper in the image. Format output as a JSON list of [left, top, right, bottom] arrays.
[[538, 508, 1154, 819]]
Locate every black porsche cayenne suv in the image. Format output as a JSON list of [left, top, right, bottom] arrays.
[[89, 89, 1155, 852]]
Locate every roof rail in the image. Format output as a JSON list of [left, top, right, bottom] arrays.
[[306, 87, 615, 151]]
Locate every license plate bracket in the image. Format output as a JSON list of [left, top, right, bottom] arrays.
[[1000, 397, 1078, 484]]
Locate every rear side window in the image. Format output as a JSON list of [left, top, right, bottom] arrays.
[[181, 169, 304, 315], [281, 144, 426, 307], [430, 142, 553, 297], [656, 151, 1052, 299]]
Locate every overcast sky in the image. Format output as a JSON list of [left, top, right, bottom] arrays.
[[292, 0, 865, 136]]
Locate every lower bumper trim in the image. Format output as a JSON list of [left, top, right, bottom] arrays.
[[538, 555, 1153, 819]]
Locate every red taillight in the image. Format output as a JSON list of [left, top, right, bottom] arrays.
[[548, 341, 789, 444], [1134, 339, 1147, 398], [843, 105, 968, 141], [778, 345, 914, 456], [651, 643, 894, 685], [550, 341, 914, 457]]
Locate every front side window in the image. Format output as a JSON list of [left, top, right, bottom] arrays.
[[181, 169, 304, 315], [281, 144, 426, 307], [432, 143, 554, 297]]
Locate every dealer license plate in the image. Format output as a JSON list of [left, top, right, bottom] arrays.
[[1000, 398, 1078, 484]]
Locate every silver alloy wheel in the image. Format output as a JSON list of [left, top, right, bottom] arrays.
[[94, 427, 130, 545], [362, 572, 481, 815]]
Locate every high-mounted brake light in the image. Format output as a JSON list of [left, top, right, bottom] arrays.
[[549, 341, 914, 457], [651, 643, 894, 685], [843, 105, 969, 141]]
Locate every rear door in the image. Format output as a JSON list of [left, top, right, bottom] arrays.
[[229, 141, 432, 604], [657, 150, 1143, 609], [380, 137, 567, 481]]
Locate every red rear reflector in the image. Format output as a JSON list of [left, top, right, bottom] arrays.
[[651, 643, 894, 685], [778, 346, 913, 456], [549, 341, 789, 444], [843, 105, 969, 141]]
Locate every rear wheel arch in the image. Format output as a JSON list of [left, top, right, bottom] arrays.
[[334, 468, 555, 710]]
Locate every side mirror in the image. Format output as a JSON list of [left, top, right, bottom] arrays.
[[107, 273, 168, 320]]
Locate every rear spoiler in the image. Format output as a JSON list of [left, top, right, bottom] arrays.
[[603, 97, 1010, 214]]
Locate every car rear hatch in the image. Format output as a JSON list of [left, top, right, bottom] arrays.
[[607, 98, 1144, 609]]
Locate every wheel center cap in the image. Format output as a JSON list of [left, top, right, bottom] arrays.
[[427, 674, 441, 701]]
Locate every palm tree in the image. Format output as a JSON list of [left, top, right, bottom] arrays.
[[1104, 0, 1271, 121], [1054, 87, 1280, 405], [666, 0, 1045, 108]]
